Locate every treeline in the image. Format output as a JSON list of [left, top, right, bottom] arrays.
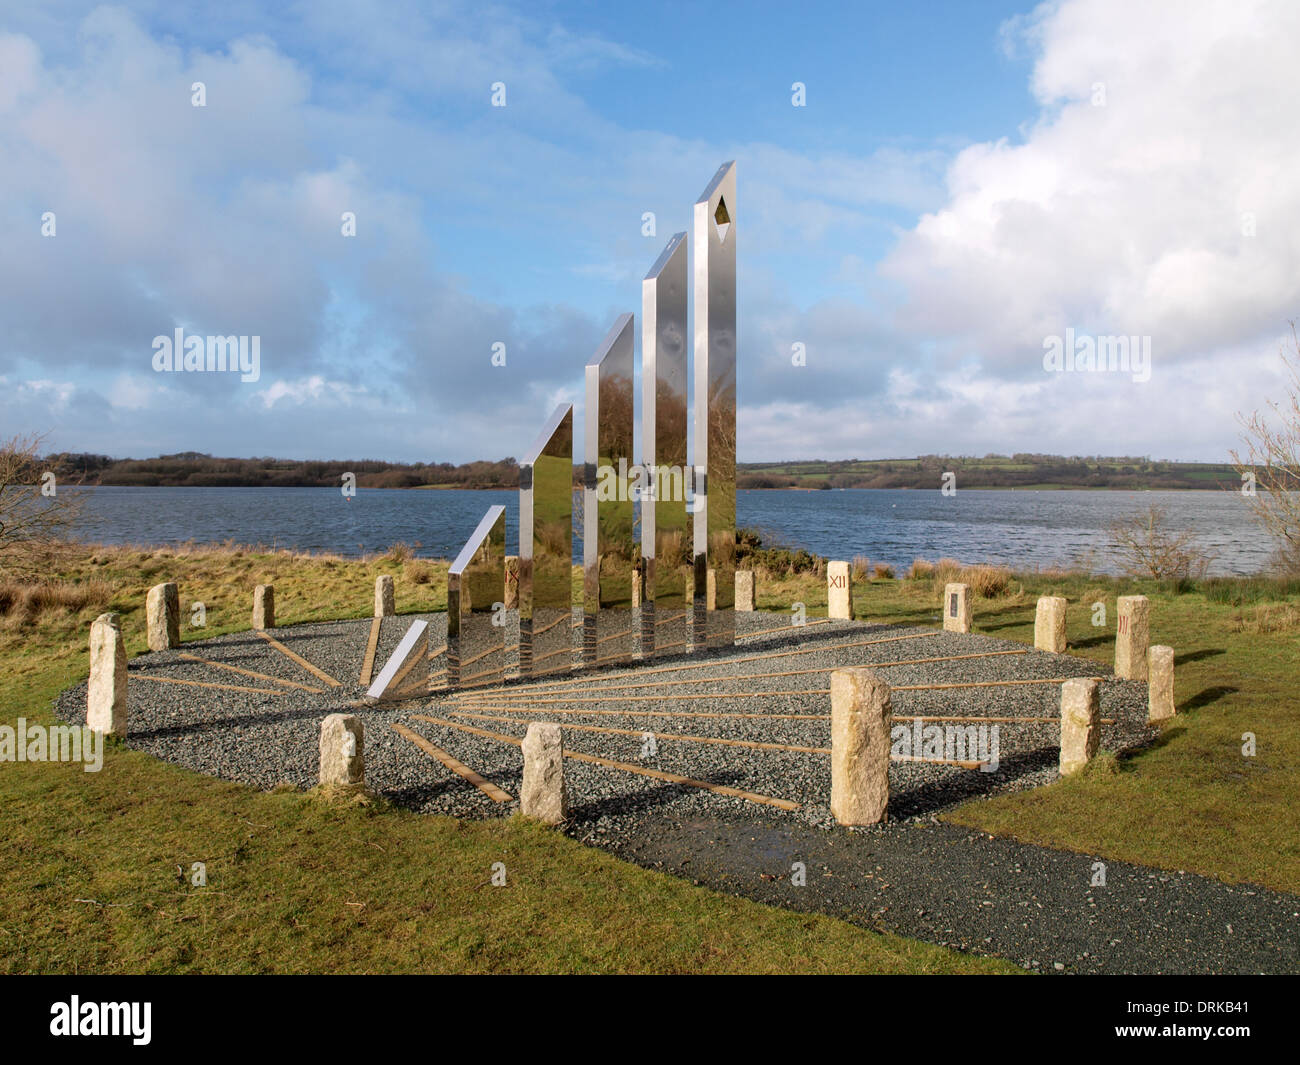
[[42, 452, 521, 489], [36, 450, 1268, 491], [736, 455, 1252, 490]]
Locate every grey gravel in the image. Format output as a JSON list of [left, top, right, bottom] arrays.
[[55, 610, 1152, 826]]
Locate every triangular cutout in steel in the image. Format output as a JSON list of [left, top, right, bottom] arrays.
[[713, 197, 731, 244]]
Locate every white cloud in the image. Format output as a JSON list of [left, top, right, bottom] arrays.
[[6, 0, 1295, 467], [255, 375, 371, 409], [882, 0, 1300, 374]]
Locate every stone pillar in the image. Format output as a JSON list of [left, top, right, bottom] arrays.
[[319, 714, 364, 789], [827, 560, 854, 620], [374, 574, 395, 617], [1034, 595, 1068, 653], [942, 582, 972, 634], [87, 613, 128, 736], [1059, 678, 1100, 776], [735, 570, 756, 612], [146, 582, 180, 651], [252, 584, 275, 630], [705, 567, 718, 611], [631, 565, 642, 609], [503, 555, 520, 610], [1115, 594, 1150, 681], [521, 722, 567, 825], [830, 667, 891, 825], [1148, 645, 1175, 722]]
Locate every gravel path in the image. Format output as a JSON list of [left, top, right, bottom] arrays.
[[603, 813, 1300, 974], [54, 608, 1300, 973]]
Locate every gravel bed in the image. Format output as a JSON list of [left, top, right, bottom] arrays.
[[54, 610, 1155, 832]]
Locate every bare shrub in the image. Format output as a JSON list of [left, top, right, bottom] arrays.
[[933, 558, 963, 584], [0, 432, 85, 577], [0, 578, 111, 625], [873, 563, 895, 580], [1227, 603, 1300, 634], [1108, 504, 1212, 580], [404, 559, 434, 585], [1231, 324, 1300, 575], [1080, 585, 1110, 607], [907, 558, 935, 580], [851, 555, 871, 581], [963, 564, 1012, 597]]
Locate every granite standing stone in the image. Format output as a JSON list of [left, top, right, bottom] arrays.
[[830, 667, 891, 825], [374, 574, 395, 617], [827, 561, 854, 620], [87, 613, 127, 736], [735, 570, 756, 612], [1148, 645, 1176, 722], [1115, 595, 1151, 681], [943, 582, 972, 634], [252, 584, 275, 630], [146, 581, 180, 651], [1059, 678, 1100, 775], [1034, 595, 1068, 653], [521, 722, 567, 824], [319, 714, 365, 789]]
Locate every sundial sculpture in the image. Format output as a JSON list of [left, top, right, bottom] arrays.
[[378, 162, 737, 696]]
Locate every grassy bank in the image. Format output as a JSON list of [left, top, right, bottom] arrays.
[[0, 544, 1008, 975]]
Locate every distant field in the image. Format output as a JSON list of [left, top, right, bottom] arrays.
[[737, 456, 1241, 491], [40, 450, 1246, 491]]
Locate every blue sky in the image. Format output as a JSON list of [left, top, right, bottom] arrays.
[[3, 0, 1298, 464]]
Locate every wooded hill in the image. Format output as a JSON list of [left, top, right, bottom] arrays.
[[35, 451, 1248, 490]]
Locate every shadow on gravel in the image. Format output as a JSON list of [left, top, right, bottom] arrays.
[[563, 766, 756, 823], [891, 747, 1058, 818], [567, 780, 707, 822], [386, 778, 508, 810], [127, 703, 351, 740]]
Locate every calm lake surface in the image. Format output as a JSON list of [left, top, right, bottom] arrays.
[[62, 486, 1270, 576]]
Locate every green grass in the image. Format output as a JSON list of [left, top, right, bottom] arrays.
[[838, 571, 1300, 895], [7, 542, 1298, 972], [0, 544, 1010, 974]]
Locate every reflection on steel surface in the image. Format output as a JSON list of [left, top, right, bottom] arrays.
[[447, 505, 507, 688], [519, 404, 574, 678], [584, 313, 636, 667], [642, 232, 690, 659], [366, 619, 429, 701], [692, 161, 737, 650]]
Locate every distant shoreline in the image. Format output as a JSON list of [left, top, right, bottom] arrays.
[[37, 451, 1250, 492], [59, 482, 1239, 493]]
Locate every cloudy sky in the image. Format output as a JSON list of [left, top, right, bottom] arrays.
[[2, 0, 1297, 463]]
